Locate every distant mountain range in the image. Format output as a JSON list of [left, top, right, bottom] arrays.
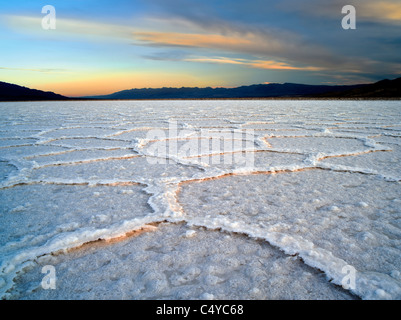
[[85, 83, 366, 100], [1, 77, 400, 101], [81, 77, 401, 99]]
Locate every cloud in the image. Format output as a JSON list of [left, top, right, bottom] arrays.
[[278, 0, 401, 25], [184, 57, 324, 71], [359, 1, 401, 24], [134, 31, 251, 48], [184, 57, 247, 65], [132, 27, 343, 69], [0, 66, 69, 74], [247, 60, 323, 71], [0, 14, 134, 42], [141, 50, 190, 61]]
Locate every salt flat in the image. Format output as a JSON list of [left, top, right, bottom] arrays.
[[0, 100, 400, 300]]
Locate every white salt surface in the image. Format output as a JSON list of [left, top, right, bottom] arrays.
[[0, 100, 400, 300]]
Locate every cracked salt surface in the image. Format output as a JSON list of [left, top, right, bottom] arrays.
[[0, 100, 400, 300], [11, 223, 356, 300]]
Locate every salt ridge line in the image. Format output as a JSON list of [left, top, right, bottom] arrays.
[[382, 132, 401, 138], [168, 176, 400, 299], [0, 142, 47, 149], [181, 149, 300, 160], [171, 216, 401, 300], [0, 145, 70, 160], [0, 173, 157, 297], [0, 150, 141, 187], [316, 163, 401, 182], [0, 179, 145, 189], [0, 216, 164, 299], [35, 137, 132, 146], [0, 158, 38, 189], [161, 165, 400, 299], [45, 140, 131, 150], [0, 171, 189, 298], [303, 149, 392, 166], [25, 147, 138, 159], [106, 127, 170, 138], [264, 132, 388, 148], [33, 126, 119, 138], [29, 154, 140, 169]]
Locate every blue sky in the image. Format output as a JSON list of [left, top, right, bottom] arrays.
[[1, 0, 400, 96]]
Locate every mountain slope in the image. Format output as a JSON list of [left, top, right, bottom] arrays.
[[0, 81, 68, 101]]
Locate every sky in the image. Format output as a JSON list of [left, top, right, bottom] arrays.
[[1, 0, 401, 97]]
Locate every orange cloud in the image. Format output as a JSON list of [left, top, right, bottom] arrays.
[[280, 0, 401, 25], [132, 30, 291, 57], [134, 31, 252, 48], [184, 57, 247, 65], [133, 29, 340, 71], [248, 60, 323, 71], [185, 56, 323, 71], [361, 1, 401, 23]]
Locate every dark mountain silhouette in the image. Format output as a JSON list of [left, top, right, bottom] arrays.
[[0, 81, 68, 101], [1, 77, 400, 101], [84, 83, 366, 100], [316, 77, 401, 98]]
